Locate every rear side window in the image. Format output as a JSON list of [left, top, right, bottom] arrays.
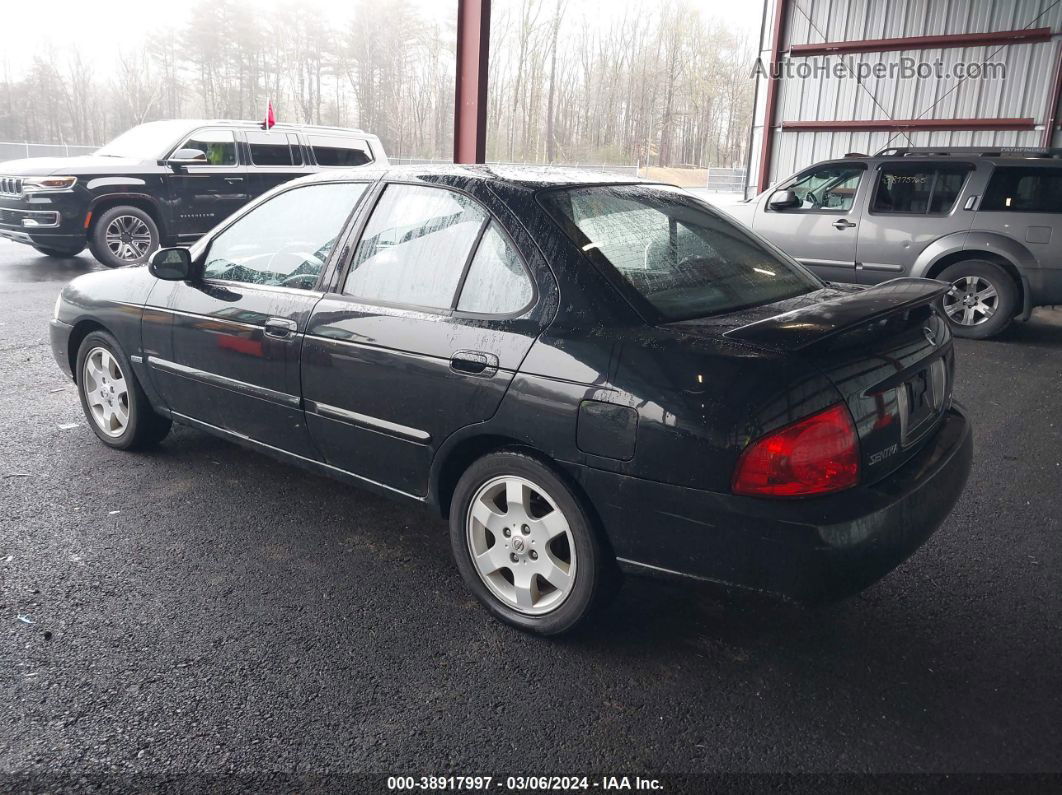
[[982, 167, 1062, 213], [247, 131, 303, 166], [871, 164, 971, 214], [457, 223, 534, 315], [311, 136, 373, 167], [542, 184, 821, 321], [344, 184, 487, 309]]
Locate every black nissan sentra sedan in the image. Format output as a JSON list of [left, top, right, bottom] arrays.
[[50, 166, 972, 635]]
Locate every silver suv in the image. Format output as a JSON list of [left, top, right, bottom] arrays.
[[729, 147, 1062, 338]]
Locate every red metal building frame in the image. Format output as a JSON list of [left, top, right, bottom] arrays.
[[757, 0, 789, 192], [454, 0, 491, 164], [789, 27, 1052, 57], [1044, 41, 1062, 148], [783, 118, 1036, 132]]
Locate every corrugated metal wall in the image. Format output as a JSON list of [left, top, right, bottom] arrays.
[[746, 0, 1062, 197]]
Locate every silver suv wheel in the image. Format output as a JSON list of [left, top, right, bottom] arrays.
[[943, 275, 998, 327], [466, 475, 576, 616]]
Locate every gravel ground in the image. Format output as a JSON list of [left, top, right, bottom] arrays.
[[1, 240, 1060, 781]]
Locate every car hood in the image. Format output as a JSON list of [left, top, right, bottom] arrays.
[[0, 155, 147, 176], [713, 199, 756, 228]]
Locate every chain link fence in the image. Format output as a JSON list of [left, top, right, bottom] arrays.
[[704, 167, 747, 193], [0, 142, 98, 162]]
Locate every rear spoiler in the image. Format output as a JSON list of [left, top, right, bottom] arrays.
[[724, 278, 947, 352]]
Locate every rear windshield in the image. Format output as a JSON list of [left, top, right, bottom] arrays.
[[541, 184, 821, 321]]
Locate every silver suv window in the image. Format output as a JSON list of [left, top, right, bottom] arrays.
[[982, 167, 1062, 213], [779, 164, 864, 212], [871, 163, 971, 215]]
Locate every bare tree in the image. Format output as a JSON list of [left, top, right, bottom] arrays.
[[0, 0, 754, 170]]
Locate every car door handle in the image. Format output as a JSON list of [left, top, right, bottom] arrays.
[[264, 318, 298, 338], [450, 350, 499, 377], [832, 219, 857, 230], [224, 177, 244, 183]]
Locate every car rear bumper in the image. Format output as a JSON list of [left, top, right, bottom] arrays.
[[578, 405, 972, 602], [50, 319, 74, 380]]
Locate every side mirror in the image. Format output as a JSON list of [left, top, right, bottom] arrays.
[[149, 247, 198, 281], [164, 148, 207, 167], [768, 189, 801, 210]]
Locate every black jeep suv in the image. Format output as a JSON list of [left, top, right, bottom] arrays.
[[0, 119, 386, 268]]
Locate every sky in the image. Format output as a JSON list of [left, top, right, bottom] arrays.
[[2, 0, 766, 80]]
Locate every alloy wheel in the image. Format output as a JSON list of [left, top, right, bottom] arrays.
[[943, 275, 998, 327], [104, 215, 153, 262], [82, 347, 129, 437], [466, 475, 577, 615]]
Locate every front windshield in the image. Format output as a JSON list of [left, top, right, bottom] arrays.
[[95, 121, 193, 159], [541, 184, 822, 321]]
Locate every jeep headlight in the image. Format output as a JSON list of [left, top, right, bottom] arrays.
[[23, 176, 77, 193]]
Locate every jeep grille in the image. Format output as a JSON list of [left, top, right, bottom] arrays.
[[0, 177, 23, 198]]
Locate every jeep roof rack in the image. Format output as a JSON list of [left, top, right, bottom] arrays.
[[201, 119, 369, 135], [876, 146, 1062, 159]]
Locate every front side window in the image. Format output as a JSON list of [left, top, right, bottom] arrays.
[[871, 164, 971, 214], [982, 166, 1062, 213], [247, 131, 303, 167], [457, 223, 534, 315], [344, 184, 487, 309], [311, 135, 373, 167], [542, 184, 821, 321], [204, 182, 367, 289], [175, 129, 237, 166], [781, 165, 864, 212]]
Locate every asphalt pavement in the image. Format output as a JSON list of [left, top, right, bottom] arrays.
[[1, 239, 1060, 779]]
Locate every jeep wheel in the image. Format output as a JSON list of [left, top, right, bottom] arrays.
[[32, 244, 85, 258], [938, 260, 1018, 340], [88, 206, 159, 268]]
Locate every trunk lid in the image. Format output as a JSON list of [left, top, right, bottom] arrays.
[[675, 278, 955, 484]]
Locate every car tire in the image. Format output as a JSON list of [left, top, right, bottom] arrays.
[[32, 244, 85, 258], [75, 330, 171, 450], [449, 451, 619, 635], [88, 206, 159, 269], [937, 260, 1018, 339]]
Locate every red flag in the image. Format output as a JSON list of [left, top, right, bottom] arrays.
[[263, 100, 276, 130]]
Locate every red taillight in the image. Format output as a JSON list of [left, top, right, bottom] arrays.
[[732, 403, 860, 497]]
